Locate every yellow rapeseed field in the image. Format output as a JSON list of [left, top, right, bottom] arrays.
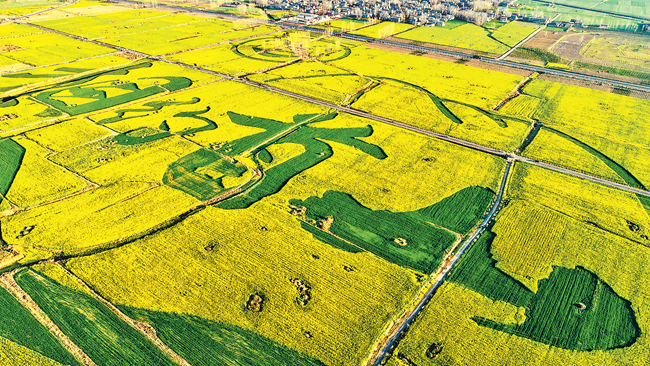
[[5, 136, 87, 208], [67, 202, 422, 366], [24, 118, 114, 151], [49, 134, 200, 185], [332, 45, 524, 109], [507, 163, 650, 246], [1, 182, 199, 251], [522, 129, 625, 184], [273, 112, 505, 213], [0, 336, 65, 366]]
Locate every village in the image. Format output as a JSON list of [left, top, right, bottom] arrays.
[[266, 0, 556, 26]]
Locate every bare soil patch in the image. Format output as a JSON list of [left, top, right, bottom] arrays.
[[523, 30, 566, 49]]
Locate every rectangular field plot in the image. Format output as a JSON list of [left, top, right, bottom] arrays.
[[332, 47, 530, 151], [0, 96, 65, 136], [0, 54, 132, 95], [508, 164, 650, 245], [506, 79, 650, 188], [66, 202, 422, 366], [24, 117, 114, 151], [385, 165, 650, 366], [395, 22, 510, 55], [349, 21, 414, 39], [0, 0, 63, 17], [0, 25, 114, 67], [25, 2, 136, 22], [247, 60, 372, 105], [333, 45, 525, 110], [1, 181, 200, 251], [3, 136, 88, 208], [37, 8, 280, 55]]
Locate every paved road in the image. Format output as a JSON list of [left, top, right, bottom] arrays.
[[497, 14, 560, 60], [513, 154, 650, 198], [369, 160, 513, 366], [533, 0, 650, 22], [19, 21, 650, 201], [2, 0, 77, 22], [106, 0, 650, 92]]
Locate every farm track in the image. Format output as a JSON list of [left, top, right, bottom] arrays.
[[1, 0, 78, 23], [497, 14, 559, 60], [532, 0, 650, 22], [58, 264, 193, 366], [367, 160, 514, 366], [107, 0, 650, 93], [13, 21, 650, 200], [0, 270, 97, 366]]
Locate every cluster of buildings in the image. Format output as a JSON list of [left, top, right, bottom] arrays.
[[269, 0, 517, 26]]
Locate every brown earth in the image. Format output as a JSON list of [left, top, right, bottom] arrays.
[[552, 33, 596, 60], [522, 30, 567, 49]]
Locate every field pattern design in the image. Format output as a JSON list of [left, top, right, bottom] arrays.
[[450, 228, 640, 351]]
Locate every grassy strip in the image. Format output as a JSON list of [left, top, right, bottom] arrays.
[[517, 122, 542, 153], [120, 308, 327, 366], [299, 221, 364, 253], [544, 127, 645, 189], [574, 61, 650, 82], [0, 282, 79, 365], [510, 47, 567, 64], [15, 269, 178, 366]]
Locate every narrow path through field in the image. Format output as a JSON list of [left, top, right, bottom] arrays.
[[13, 20, 650, 201], [59, 264, 193, 366], [0, 270, 97, 366], [367, 159, 513, 366], [497, 14, 559, 61]]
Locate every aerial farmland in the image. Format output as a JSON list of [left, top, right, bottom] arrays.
[[0, 0, 649, 365]]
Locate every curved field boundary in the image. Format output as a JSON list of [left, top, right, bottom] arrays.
[[544, 126, 650, 212], [0, 139, 26, 203]]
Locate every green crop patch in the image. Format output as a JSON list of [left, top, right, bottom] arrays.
[[96, 97, 201, 125], [32, 62, 196, 116], [113, 128, 172, 146], [0, 283, 80, 366], [476, 266, 639, 351], [163, 148, 248, 201], [0, 138, 25, 202], [15, 269, 178, 366], [411, 186, 494, 234], [215, 111, 387, 210], [450, 228, 639, 351], [121, 307, 327, 366], [289, 190, 459, 273]]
